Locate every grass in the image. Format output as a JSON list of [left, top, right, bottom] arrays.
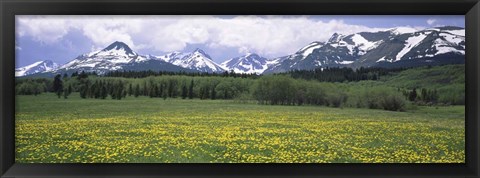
[[15, 93, 465, 163]]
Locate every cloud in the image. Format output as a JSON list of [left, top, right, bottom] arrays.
[[427, 19, 437, 25], [16, 16, 70, 44], [16, 15, 390, 58], [144, 16, 388, 57]]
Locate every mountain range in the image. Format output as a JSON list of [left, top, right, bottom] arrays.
[[16, 26, 465, 77]]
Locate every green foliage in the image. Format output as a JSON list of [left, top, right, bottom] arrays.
[[383, 64, 464, 105], [346, 86, 407, 111], [15, 64, 465, 111], [16, 80, 45, 96]]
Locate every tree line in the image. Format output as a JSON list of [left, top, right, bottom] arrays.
[[16, 65, 464, 112], [282, 67, 409, 82], [104, 70, 260, 79]]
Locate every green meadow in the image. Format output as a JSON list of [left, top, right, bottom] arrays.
[[15, 93, 465, 163]]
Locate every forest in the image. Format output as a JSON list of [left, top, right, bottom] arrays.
[[15, 64, 465, 112]]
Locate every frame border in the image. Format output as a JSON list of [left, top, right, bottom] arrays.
[[1, 0, 479, 177]]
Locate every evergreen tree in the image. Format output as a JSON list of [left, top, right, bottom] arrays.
[[149, 84, 157, 98], [211, 86, 216, 100], [409, 88, 418, 101], [63, 85, 71, 99], [421, 88, 427, 101], [188, 80, 194, 99], [159, 83, 164, 98], [101, 85, 108, 99], [143, 82, 148, 96], [53, 74, 63, 98], [128, 83, 133, 96], [181, 84, 187, 99], [134, 84, 140, 98], [162, 87, 168, 100], [71, 71, 78, 78]]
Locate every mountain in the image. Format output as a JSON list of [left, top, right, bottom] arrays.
[[15, 60, 59, 77], [37, 41, 196, 77], [59, 41, 151, 73], [264, 26, 465, 73], [18, 26, 465, 77], [356, 26, 465, 68], [158, 48, 226, 73], [220, 53, 279, 74]]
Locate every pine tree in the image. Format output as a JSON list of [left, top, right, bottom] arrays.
[[162, 87, 168, 100], [211, 86, 216, 100], [149, 84, 156, 98], [128, 83, 133, 96], [188, 80, 194, 99], [181, 84, 187, 99], [159, 83, 164, 98], [143, 82, 148, 96], [421, 88, 427, 101], [53, 74, 63, 98], [63, 85, 71, 99], [101, 85, 108, 99], [134, 84, 140, 98], [409, 88, 417, 102]]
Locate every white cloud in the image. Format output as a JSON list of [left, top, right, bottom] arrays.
[[17, 16, 70, 44], [16, 15, 390, 58], [427, 19, 437, 25]]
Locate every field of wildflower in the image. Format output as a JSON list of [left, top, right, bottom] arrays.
[[15, 93, 465, 163]]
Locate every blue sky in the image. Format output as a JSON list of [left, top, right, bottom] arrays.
[[16, 15, 464, 67]]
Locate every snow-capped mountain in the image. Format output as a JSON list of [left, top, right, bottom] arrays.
[[358, 26, 465, 68], [17, 26, 465, 77], [19, 41, 196, 77], [158, 48, 226, 73], [60, 41, 151, 72], [55, 41, 197, 75], [15, 60, 59, 77], [264, 26, 465, 73], [220, 53, 278, 74]]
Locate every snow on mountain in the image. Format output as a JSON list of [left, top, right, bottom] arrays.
[[59, 41, 167, 73], [220, 53, 275, 74], [351, 34, 380, 52], [264, 26, 465, 73], [388, 27, 418, 35], [58, 41, 154, 73], [18, 41, 198, 77], [395, 33, 428, 62], [297, 42, 324, 59], [15, 60, 59, 77], [370, 26, 465, 64], [159, 48, 226, 73]]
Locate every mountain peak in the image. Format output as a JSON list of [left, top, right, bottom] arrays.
[[193, 48, 206, 53], [101, 41, 136, 56], [245, 53, 260, 58], [15, 60, 59, 77], [192, 48, 211, 59], [387, 27, 417, 35], [328, 33, 344, 43]]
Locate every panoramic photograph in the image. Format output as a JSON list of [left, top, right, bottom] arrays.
[[15, 15, 465, 163]]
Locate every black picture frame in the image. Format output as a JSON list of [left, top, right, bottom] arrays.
[[1, 0, 479, 177]]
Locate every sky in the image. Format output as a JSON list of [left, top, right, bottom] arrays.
[[15, 15, 464, 67]]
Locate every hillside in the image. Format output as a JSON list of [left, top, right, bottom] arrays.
[[381, 64, 464, 104]]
